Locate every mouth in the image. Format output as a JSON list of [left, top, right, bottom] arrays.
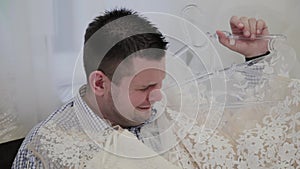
[[137, 106, 151, 111]]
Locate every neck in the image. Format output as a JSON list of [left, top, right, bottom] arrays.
[[82, 88, 105, 119]]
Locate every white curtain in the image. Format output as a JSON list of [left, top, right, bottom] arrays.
[[0, 0, 61, 143]]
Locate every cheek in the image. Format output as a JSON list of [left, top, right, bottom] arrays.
[[129, 91, 148, 106]]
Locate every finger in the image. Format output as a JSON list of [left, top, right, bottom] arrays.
[[256, 19, 269, 35], [240, 17, 251, 37], [248, 18, 257, 39], [230, 16, 244, 30], [261, 26, 269, 35], [230, 16, 244, 35]]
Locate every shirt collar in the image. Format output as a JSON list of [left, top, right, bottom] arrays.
[[74, 85, 111, 132]]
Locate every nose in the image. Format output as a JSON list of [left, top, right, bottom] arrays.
[[149, 89, 162, 104]]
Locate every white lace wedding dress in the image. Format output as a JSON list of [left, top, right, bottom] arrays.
[[26, 50, 300, 168]]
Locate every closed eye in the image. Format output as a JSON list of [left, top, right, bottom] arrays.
[[139, 84, 156, 91], [139, 87, 149, 91]]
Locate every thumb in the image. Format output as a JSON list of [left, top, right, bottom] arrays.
[[216, 30, 236, 50]]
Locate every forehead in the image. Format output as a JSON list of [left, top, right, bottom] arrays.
[[118, 57, 166, 87], [132, 57, 165, 73]]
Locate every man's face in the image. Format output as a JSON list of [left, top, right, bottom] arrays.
[[102, 57, 166, 127]]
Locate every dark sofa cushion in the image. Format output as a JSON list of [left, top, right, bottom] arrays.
[[0, 138, 24, 169]]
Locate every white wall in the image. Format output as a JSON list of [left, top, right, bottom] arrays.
[[0, 0, 299, 142]]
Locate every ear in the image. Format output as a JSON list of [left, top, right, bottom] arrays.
[[88, 71, 110, 96]]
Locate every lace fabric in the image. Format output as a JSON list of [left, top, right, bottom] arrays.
[[26, 108, 102, 169], [0, 88, 25, 144], [27, 113, 180, 169], [157, 52, 300, 168], [147, 75, 297, 169]]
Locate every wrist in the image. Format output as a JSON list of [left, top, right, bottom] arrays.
[[245, 51, 270, 62]]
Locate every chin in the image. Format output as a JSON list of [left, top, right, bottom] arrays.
[[134, 109, 152, 123]]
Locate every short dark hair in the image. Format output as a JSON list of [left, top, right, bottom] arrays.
[[83, 8, 168, 83]]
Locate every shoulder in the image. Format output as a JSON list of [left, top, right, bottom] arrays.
[[12, 100, 75, 168]]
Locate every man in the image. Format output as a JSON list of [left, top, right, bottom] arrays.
[[12, 8, 270, 168]]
